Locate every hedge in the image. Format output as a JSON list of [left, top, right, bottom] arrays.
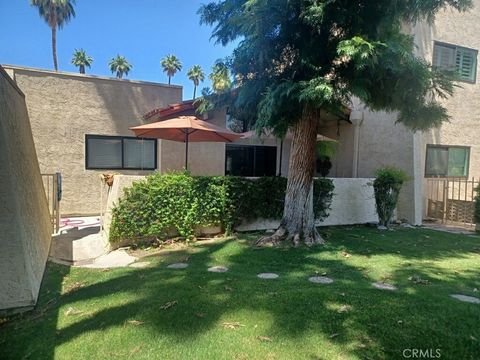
[[109, 173, 334, 243]]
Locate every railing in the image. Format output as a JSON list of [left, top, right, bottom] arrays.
[[425, 177, 479, 228], [41, 173, 61, 233]]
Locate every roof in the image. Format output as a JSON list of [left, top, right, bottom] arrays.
[[1, 64, 182, 89], [143, 99, 197, 120]]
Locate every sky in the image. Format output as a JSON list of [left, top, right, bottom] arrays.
[[0, 0, 237, 100]]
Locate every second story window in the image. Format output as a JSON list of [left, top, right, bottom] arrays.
[[433, 42, 478, 83]]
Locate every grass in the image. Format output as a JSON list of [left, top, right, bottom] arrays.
[[1, 226, 480, 360]]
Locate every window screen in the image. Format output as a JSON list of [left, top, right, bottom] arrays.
[[86, 135, 157, 170], [433, 42, 477, 83], [425, 145, 469, 177], [225, 145, 276, 176]]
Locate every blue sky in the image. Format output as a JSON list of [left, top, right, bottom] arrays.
[[0, 0, 237, 100]]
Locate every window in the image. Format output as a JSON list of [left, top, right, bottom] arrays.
[[433, 42, 478, 83], [425, 145, 470, 177], [86, 135, 157, 170], [225, 144, 276, 176]]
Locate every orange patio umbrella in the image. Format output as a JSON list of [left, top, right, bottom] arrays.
[[130, 115, 242, 169]]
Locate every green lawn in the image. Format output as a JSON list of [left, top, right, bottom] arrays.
[[1, 227, 480, 360]]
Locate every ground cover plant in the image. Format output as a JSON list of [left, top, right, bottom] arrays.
[[1, 227, 479, 359]]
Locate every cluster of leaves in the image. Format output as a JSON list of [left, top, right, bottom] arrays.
[[474, 185, 480, 227], [109, 173, 334, 243], [373, 167, 409, 227], [198, 0, 472, 134]]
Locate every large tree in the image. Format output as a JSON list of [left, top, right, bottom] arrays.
[[199, 0, 472, 246], [109, 55, 132, 79], [161, 54, 183, 85], [31, 0, 76, 71], [187, 65, 205, 99], [71, 49, 93, 74]]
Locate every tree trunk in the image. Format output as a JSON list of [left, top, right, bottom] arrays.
[[168, 76, 171, 85], [51, 27, 58, 71], [193, 85, 197, 99], [80, 65, 85, 74], [256, 106, 323, 246]]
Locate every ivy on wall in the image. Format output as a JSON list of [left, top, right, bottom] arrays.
[[110, 173, 334, 243]]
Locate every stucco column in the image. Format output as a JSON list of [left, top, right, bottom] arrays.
[[350, 110, 364, 178]]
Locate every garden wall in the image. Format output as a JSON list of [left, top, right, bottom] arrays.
[[102, 175, 377, 244], [237, 177, 376, 231], [0, 66, 52, 312]]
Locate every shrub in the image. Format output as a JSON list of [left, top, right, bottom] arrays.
[[109, 173, 334, 243], [474, 185, 480, 228], [373, 167, 409, 227]]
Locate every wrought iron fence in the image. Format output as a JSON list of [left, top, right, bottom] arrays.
[[425, 177, 479, 228], [41, 173, 61, 233]]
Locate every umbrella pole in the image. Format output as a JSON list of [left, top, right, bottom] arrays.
[[185, 131, 189, 171]]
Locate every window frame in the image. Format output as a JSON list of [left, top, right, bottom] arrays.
[[424, 144, 470, 178], [85, 134, 157, 170], [433, 41, 478, 84], [225, 143, 277, 177]]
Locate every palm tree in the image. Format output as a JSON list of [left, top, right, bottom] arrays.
[[109, 55, 132, 79], [31, 0, 76, 71], [187, 65, 205, 99], [71, 49, 93, 74], [161, 55, 182, 85], [209, 61, 232, 93]]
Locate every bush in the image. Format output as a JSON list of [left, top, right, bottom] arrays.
[[474, 185, 480, 228], [373, 167, 409, 227], [110, 173, 334, 243]]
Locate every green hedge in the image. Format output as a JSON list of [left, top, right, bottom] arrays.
[[110, 173, 334, 243], [373, 167, 409, 227]]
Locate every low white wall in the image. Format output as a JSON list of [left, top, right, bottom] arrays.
[[237, 178, 377, 231], [103, 176, 378, 241]]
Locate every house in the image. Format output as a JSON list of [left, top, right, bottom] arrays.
[[3, 1, 480, 227]]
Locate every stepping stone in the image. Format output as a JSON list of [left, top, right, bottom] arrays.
[[450, 294, 480, 304], [257, 273, 279, 279], [208, 266, 229, 273], [372, 282, 397, 291], [309, 276, 334, 284], [167, 263, 188, 269], [129, 261, 150, 268]]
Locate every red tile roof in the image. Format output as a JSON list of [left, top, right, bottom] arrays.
[[143, 99, 196, 120]]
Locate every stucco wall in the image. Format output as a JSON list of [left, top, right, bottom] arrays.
[[237, 178, 378, 231], [0, 66, 52, 311], [3, 65, 182, 216], [159, 109, 227, 175], [102, 176, 378, 238], [413, 2, 480, 181]]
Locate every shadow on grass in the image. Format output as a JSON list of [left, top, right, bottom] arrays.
[[1, 227, 479, 359]]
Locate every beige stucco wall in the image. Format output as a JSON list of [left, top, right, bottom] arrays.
[[3, 65, 182, 215], [0, 66, 52, 311], [159, 109, 227, 175]]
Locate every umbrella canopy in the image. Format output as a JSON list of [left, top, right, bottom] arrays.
[[130, 116, 242, 169]]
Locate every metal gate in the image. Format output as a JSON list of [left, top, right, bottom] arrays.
[[42, 173, 61, 233], [425, 177, 479, 228]]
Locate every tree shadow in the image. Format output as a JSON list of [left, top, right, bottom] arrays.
[[1, 228, 479, 359]]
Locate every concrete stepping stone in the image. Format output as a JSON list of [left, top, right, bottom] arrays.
[[208, 266, 229, 273], [372, 282, 397, 291], [309, 276, 334, 284], [257, 273, 279, 279], [129, 261, 150, 268], [167, 263, 188, 269], [450, 294, 480, 304]]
